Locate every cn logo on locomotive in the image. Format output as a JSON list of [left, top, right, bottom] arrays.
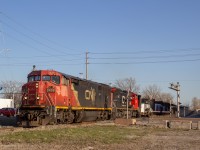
[[85, 88, 96, 101]]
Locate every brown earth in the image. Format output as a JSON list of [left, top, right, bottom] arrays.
[[0, 127, 200, 150], [0, 117, 199, 150]]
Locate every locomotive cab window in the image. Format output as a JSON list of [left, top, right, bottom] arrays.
[[28, 75, 41, 82], [42, 75, 51, 81], [35, 76, 41, 81], [28, 76, 34, 82], [52, 76, 60, 84]]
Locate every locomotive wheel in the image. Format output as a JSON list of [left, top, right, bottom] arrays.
[[102, 111, 108, 120], [117, 111, 123, 118], [66, 111, 75, 124], [74, 111, 84, 123], [111, 112, 116, 120], [42, 116, 51, 125]]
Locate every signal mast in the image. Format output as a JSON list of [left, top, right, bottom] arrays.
[[169, 82, 180, 118]]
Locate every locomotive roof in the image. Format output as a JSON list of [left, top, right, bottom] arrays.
[[28, 69, 132, 93], [59, 72, 110, 87], [28, 69, 110, 88]]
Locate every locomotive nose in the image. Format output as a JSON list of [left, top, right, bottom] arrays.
[[22, 82, 40, 105]]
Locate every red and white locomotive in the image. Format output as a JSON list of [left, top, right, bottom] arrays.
[[18, 69, 140, 126]]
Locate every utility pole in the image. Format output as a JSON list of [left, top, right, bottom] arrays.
[[126, 90, 130, 119], [86, 51, 89, 80], [169, 82, 180, 118], [170, 99, 172, 117]]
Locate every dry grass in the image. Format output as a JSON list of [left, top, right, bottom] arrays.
[[0, 125, 153, 144], [0, 124, 199, 150]]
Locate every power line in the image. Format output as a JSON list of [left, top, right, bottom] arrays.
[[0, 58, 84, 65], [0, 12, 199, 68], [89, 53, 200, 60], [137, 79, 200, 83], [1, 51, 199, 60], [0, 54, 84, 59], [90, 58, 200, 65], [0, 30, 54, 56], [0, 30, 84, 61], [0, 62, 83, 67], [0, 20, 82, 56], [0, 11, 79, 52], [0, 58, 199, 67], [86, 78, 200, 85], [89, 48, 200, 55], [0, 45, 199, 66]]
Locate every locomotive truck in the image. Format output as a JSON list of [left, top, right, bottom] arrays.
[[17, 69, 140, 126]]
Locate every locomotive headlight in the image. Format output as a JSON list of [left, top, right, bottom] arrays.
[[24, 97, 27, 100], [36, 96, 40, 100], [36, 83, 39, 88]]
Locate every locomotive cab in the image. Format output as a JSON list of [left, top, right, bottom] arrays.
[[21, 70, 61, 107], [19, 70, 64, 126]]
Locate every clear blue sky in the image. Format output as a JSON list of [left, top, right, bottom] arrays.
[[0, 0, 200, 105]]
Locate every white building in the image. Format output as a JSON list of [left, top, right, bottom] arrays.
[[0, 98, 14, 108]]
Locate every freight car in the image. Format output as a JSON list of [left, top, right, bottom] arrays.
[[17, 69, 140, 126]]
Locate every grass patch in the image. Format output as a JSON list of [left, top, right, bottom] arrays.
[[0, 125, 166, 145]]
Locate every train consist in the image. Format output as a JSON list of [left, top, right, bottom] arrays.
[[17, 69, 140, 126]]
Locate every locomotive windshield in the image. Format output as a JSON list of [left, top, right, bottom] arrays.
[[42, 75, 51, 81], [42, 75, 60, 84], [52, 76, 60, 84], [28, 75, 41, 82], [28, 75, 60, 84]]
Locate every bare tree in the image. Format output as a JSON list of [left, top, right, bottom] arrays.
[[142, 84, 174, 103], [0, 80, 24, 107], [114, 77, 140, 93], [142, 84, 161, 100], [160, 92, 174, 104], [191, 97, 200, 110]]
